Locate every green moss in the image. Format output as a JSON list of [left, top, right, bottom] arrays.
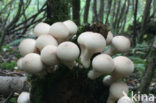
[[30, 64, 109, 103]]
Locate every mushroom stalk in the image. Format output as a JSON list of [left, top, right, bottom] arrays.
[[80, 49, 95, 68], [107, 93, 116, 103], [111, 71, 123, 82], [62, 61, 75, 69], [104, 46, 117, 56]]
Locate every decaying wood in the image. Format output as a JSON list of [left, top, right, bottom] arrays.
[[0, 76, 29, 96]]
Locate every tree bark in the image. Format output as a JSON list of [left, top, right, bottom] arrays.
[[139, 0, 152, 42], [84, 0, 91, 23], [72, 0, 80, 25], [98, 0, 104, 23], [105, 0, 112, 24], [46, 0, 70, 24], [139, 39, 156, 93], [116, 0, 127, 31], [92, 0, 98, 23], [132, 0, 138, 46], [114, 0, 121, 33]]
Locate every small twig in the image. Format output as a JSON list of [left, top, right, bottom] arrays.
[[2, 92, 13, 103]]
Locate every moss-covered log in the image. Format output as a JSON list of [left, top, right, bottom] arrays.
[[30, 65, 109, 103]]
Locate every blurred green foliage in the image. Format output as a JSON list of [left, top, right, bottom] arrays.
[[0, 61, 16, 71]]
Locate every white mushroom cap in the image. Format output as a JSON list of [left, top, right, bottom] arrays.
[[17, 92, 30, 103], [104, 36, 131, 56], [63, 20, 77, 37], [36, 34, 58, 50], [49, 22, 70, 43], [41, 45, 58, 66], [56, 41, 80, 68], [92, 54, 114, 73], [17, 58, 23, 70], [78, 32, 106, 51], [110, 81, 129, 99], [77, 32, 106, 68], [57, 41, 79, 61], [102, 75, 112, 86], [34, 22, 50, 37], [118, 95, 133, 103], [113, 56, 134, 77], [19, 39, 37, 56], [106, 31, 113, 45], [111, 36, 130, 52], [22, 53, 44, 74]]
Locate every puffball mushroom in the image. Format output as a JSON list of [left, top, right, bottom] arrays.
[[117, 92, 134, 103], [41, 45, 58, 65], [107, 81, 129, 103], [17, 92, 30, 103], [36, 34, 58, 50], [22, 53, 44, 74], [77, 32, 106, 68], [106, 31, 113, 45], [17, 58, 23, 70], [49, 22, 70, 43], [34, 22, 50, 37], [63, 20, 77, 39], [56, 41, 80, 69], [88, 54, 114, 79], [111, 56, 134, 82], [104, 36, 130, 56], [19, 39, 37, 56]]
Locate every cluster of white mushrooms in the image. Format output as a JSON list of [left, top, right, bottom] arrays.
[[17, 20, 134, 103]]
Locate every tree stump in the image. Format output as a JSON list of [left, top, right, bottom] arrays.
[[30, 65, 109, 103]]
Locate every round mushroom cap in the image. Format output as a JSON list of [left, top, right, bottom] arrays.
[[118, 96, 133, 103], [110, 81, 129, 99], [106, 31, 113, 45], [17, 92, 30, 103], [92, 54, 114, 73], [78, 32, 106, 51], [49, 22, 70, 42], [63, 20, 77, 35], [36, 34, 58, 50], [19, 39, 37, 56], [56, 41, 80, 61], [22, 53, 44, 74], [111, 36, 130, 52], [17, 58, 23, 70], [113, 56, 134, 76], [34, 22, 50, 37], [41, 45, 58, 65]]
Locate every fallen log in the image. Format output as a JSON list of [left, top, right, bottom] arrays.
[[0, 76, 29, 96]]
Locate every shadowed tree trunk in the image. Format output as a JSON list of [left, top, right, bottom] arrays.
[[84, 0, 91, 23], [92, 0, 98, 23], [139, 0, 152, 42], [105, 0, 112, 24], [72, 0, 80, 25], [98, 0, 104, 23], [132, 0, 138, 46], [46, 0, 70, 24], [139, 38, 156, 93], [116, 0, 127, 31], [114, 0, 121, 33]]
